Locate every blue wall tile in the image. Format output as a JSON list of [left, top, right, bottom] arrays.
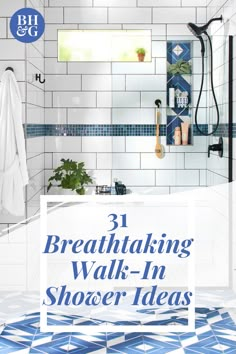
[[25, 123, 236, 138]]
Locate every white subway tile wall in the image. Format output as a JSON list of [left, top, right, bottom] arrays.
[[0, 0, 25, 17], [0, 18, 7, 38], [68, 108, 111, 124], [153, 8, 195, 24], [68, 62, 111, 74], [64, 8, 108, 24], [26, 0, 45, 218], [49, 0, 92, 6]]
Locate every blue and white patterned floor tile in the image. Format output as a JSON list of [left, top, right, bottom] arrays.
[[0, 308, 236, 353]]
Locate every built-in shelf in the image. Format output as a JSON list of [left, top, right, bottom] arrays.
[[166, 41, 192, 146]]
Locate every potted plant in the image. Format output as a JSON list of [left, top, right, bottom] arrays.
[[47, 159, 93, 195], [136, 48, 146, 62], [167, 59, 191, 75]]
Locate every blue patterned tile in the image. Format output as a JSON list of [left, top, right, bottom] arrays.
[[107, 349, 123, 354], [195, 307, 218, 315], [197, 330, 216, 340], [215, 335, 236, 349], [33, 337, 70, 354], [184, 335, 223, 353], [143, 336, 181, 352], [167, 41, 192, 145], [108, 336, 145, 354], [184, 350, 219, 354], [212, 319, 236, 331], [167, 42, 191, 63], [179, 332, 199, 340], [68, 336, 106, 353], [167, 116, 185, 145], [0, 336, 29, 353], [0, 308, 235, 353], [226, 350, 236, 354]]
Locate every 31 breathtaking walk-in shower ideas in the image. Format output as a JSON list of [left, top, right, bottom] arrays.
[[0, 0, 236, 353]]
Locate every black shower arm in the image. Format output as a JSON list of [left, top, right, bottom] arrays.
[[205, 15, 223, 28], [198, 15, 223, 36], [198, 16, 223, 55]]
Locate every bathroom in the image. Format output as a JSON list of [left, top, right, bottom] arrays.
[[0, 0, 236, 352]]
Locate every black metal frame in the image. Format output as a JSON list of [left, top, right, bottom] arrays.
[[229, 36, 233, 182], [228, 36, 233, 289]]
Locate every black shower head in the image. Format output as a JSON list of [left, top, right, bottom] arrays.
[[187, 22, 204, 37], [187, 15, 223, 37]]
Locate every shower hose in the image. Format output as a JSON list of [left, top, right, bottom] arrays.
[[195, 32, 220, 136]]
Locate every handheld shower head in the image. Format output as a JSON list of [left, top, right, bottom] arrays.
[[187, 22, 203, 37], [186, 15, 223, 136], [187, 15, 223, 37]]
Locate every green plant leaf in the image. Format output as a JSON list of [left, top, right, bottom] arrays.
[[136, 47, 146, 55], [47, 158, 93, 194], [168, 59, 191, 75]]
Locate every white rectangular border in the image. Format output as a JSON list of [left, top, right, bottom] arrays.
[[40, 195, 195, 333]]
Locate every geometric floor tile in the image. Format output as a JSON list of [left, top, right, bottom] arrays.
[[0, 308, 235, 353]]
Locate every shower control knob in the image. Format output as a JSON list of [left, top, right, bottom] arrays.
[[208, 137, 223, 158]]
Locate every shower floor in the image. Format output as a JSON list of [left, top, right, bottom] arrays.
[[0, 293, 236, 353]]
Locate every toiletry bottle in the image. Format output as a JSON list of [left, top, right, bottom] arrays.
[[174, 127, 181, 145], [181, 122, 189, 145], [169, 86, 175, 108]]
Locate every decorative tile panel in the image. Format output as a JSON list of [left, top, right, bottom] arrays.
[[167, 41, 192, 145]]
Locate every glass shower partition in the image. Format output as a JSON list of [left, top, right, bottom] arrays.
[[111, 34, 233, 194]]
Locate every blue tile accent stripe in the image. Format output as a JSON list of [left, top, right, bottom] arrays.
[[26, 124, 46, 137], [25, 124, 215, 138], [45, 124, 167, 136], [193, 124, 209, 136], [25, 123, 236, 138], [213, 123, 236, 137]]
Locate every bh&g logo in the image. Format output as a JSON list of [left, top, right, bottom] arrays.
[[10, 8, 45, 43]]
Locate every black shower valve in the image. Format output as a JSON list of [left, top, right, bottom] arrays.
[[208, 137, 223, 158]]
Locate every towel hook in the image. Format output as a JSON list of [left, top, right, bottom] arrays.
[[35, 73, 45, 84], [155, 99, 162, 108]]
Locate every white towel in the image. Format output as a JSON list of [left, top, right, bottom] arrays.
[[0, 70, 29, 216]]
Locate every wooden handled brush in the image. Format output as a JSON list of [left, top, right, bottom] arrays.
[[155, 100, 164, 159]]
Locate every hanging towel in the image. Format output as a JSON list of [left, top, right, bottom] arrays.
[[0, 70, 29, 216]]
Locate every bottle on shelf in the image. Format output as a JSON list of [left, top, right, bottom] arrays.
[[174, 127, 181, 145]]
